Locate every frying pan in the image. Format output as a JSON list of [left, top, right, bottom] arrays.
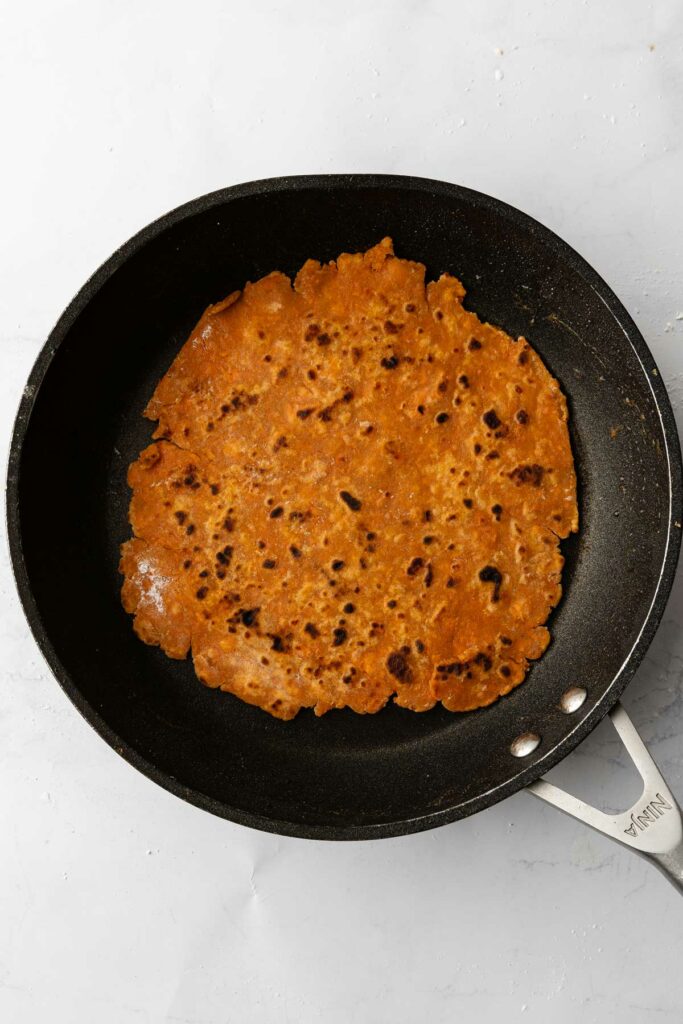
[[7, 175, 683, 889]]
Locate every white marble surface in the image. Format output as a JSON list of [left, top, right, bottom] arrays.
[[2, 2, 683, 1021]]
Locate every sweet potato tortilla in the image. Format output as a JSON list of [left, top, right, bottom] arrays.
[[120, 239, 578, 719]]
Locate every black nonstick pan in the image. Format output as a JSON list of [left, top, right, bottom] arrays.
[[7, 175, 683, 887]]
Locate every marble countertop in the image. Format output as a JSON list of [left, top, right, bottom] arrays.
[[2, 2, 683, 1021]]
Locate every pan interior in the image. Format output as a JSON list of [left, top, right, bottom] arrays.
[[12, 179, 679, 835]]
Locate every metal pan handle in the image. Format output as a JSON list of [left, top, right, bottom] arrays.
[[528, 702, 683, 894]]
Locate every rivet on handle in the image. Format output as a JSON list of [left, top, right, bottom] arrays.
[[559, 686, 587, 714], [510, 732, 541, 757]]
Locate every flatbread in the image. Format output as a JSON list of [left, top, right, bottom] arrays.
[[120, 239, 578, 719]]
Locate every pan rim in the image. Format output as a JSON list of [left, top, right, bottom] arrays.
[[6, 173, 683, 840]]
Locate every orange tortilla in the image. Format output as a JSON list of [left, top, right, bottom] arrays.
[[120, 239, 578, 719]]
